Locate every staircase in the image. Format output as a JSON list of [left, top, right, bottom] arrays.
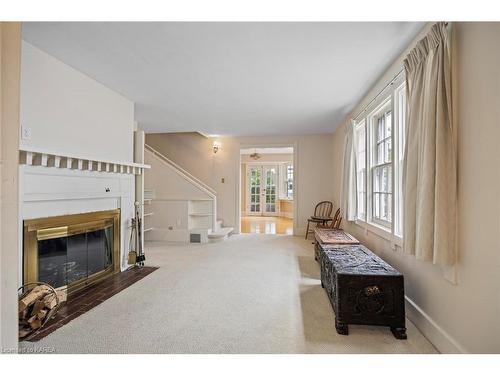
[[144, 144, 233, 243], [208, 220, 234, 242]]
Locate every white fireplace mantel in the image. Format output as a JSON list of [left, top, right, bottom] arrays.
[[19, 145, 150, 175], [18, 164, 137, 286]]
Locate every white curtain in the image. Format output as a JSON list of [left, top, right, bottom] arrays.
[[340, 120, 357, 221], [403, 22, 457, 267]]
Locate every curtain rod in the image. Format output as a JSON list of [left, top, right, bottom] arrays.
[[352, 67, 405, 122]]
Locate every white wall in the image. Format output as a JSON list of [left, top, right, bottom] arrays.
[[331, 22, 500, 353], [144, 148, 215, 242], [20, 41, 135, 162], [146, 132, 335, 234], [17, 40, 138, 291], [0, 22, 21, 352]]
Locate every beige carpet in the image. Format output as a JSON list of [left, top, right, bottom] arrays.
[[20, 234, 437, 354]]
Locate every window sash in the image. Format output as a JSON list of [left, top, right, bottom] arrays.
[[284, 164, 293, 199], [353, 76, 405, 238], [372, 192, 392, 226], [367, 100, 393, 230], [354, 120, 366, 221]]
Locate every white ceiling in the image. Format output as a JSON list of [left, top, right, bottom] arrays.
[[241, 147, 293, 155], [22, 22, 424, 136]]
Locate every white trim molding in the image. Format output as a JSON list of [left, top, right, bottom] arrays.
[[236, 141, 298, 235], [19, 145, 150, 175], [405, 296, 466, 354]]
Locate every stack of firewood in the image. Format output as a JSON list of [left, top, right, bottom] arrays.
[[18, 284, 67, 339]]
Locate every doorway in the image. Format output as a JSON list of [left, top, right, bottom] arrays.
[[246, 164, 278, 216], [239, 147, 294, 235]]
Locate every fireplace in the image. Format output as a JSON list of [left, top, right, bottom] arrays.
[[23, 209, 121, 295]]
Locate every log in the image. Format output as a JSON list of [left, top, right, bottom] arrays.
[[19, 307, 29, 321], [42, 293, 58, 310], [56, 289, 67, 304], [42, 289, 66, 309], [36, 309, 48, 320], [31, 300, 46, 316], [28, 317, 42, 330], [18, 285, 52, 312], [18, 286, 65, 339]]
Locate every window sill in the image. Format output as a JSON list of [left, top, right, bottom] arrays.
[[353, 219, 403, 249]]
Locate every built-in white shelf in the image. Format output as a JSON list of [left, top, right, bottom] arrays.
[[144, 212, 154, 217], [19, 145, 150, 175], [143, 199, 153, 205], [144, 227, 154, 232], [188, 200, 213, 233], [144, 189, 155, 199]]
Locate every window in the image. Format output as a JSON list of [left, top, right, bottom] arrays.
[[353, 76, 406, 240], [355, 120, 366, 220], [278, 162, 293, 200], [371, 104, 392, 227], [282, 164, 293, 199], [286, 164, 293, 199]]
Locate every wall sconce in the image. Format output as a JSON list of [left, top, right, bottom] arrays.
[[213, 141, 221, 154]]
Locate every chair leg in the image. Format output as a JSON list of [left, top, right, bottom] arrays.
[[305, 221, 310, 239]]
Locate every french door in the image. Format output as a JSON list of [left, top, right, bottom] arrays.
[[247, 165, 278, 216]]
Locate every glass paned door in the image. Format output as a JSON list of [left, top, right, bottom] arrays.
[[246, 165, 278, 216], [263, 166, 277, 215], [248, 166, 261, 214]]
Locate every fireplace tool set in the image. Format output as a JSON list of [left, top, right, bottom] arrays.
[[128, 202, 146, 267]]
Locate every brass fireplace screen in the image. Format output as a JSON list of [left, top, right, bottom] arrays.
[[23, 209, 120, 295]]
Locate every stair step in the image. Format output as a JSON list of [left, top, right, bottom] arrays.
[[215, 219, 223, 231], [207, 227, 234, 240]]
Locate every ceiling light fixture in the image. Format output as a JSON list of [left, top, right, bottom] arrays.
[[249, 149, 261, 160]]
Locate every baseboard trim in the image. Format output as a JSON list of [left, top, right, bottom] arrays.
[[294, 227, 306, 236], [144, 228, 189, 243], [405, 296, 466, 354]]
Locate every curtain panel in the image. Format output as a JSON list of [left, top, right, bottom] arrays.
[[340, 120, 357, 222], [402, 22, 457, 267]]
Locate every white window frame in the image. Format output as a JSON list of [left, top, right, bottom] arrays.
[[353, 74, 406, 247], [354, 120, 366, 221], [394, 82, 406, 238], [278, 162, 293, 200], [369, 100, 392, 228], [285, 163, 294, 199]]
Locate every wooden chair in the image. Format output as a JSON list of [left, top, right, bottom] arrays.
[[313, 209, 343, 247], [317, 208, 342, 230], [305, 201, 334, 239]]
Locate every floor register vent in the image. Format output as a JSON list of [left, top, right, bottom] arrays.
[[190, 233, 202, 243]]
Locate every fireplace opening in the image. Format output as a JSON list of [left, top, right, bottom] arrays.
[[24, 210, 120, 295]]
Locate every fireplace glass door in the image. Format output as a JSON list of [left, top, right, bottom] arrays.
[[37, 226, 113, 288], [24, 210, 120, 294]]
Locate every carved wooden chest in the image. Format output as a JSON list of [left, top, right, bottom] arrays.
[[317, 242, 406, 339], [314, 228, 359, 262]]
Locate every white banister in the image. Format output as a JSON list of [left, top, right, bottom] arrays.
[[144, 144, 217, 233], [144, 144, 217, 196]]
